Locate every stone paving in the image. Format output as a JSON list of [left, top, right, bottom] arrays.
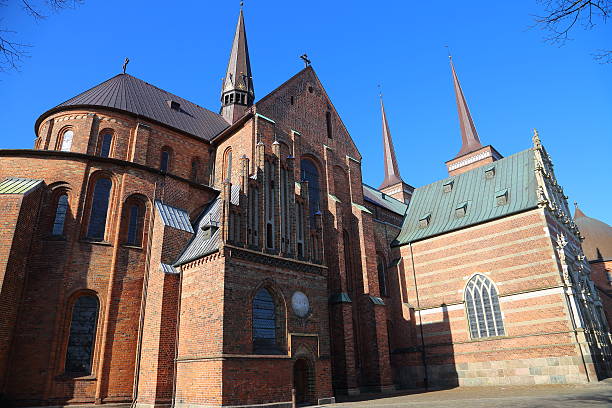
[[327, 381, 612, 407]]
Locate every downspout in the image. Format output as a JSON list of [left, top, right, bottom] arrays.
[[409, 242, 428, 389], [131, 180, 159, 407]]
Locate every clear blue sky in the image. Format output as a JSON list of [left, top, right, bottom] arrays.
[[1, 1, 610, 224]]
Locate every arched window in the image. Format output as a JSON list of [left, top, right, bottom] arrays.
[[325, 111, 333, 139], [253, 288, 277, 352], [99, 133, 113, 158], [86, 178, 112, 241], [191, 158, 201, 183], [222, 147, 232, 182], [126, 204, 141, 245], [377, 255, 388, 297], [465, 274, 505, 339], [65, 295, 99, 374], [60, 130, 74, 152], [52, 193, 69, 236], [300, 159, 320, 227], [160, 147, 172, 173]]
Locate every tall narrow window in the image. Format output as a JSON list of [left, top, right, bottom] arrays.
[[222, 148, 232, 182], [296, 202, 304, 257], [65, 295, 99, 374], [60, 130, 74, 152], [52, 194, 69, 236], [326, 111, 333, 139], [99, 133, 112, 158], [377, 255, 388, 297], [126, 204, 140, 245], [253, 288, 277, 353], [160, 148, 171, 173], [300, 159, 320, 227], [265, 160, 276, 249], [86, 178, 112, 241], [191, 158, 200, 183], [465, 274, 505, 339]]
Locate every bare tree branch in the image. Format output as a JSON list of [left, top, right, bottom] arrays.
[[593, 49, 612, 63], [0, 0, 83, 72]]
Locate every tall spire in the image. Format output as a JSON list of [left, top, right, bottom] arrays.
[[379, 93, 402, 189], [220, 5, 254, 124], [449, 56, 483, 158]]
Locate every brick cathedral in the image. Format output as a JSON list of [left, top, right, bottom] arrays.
[[1, 7, 612, 408]]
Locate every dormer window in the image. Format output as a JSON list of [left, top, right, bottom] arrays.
[[443, 180, 454, 193], [455, 202, 468, 218], [485, 167, 496, 179], [495, 189, 509, 206], [167, 100, 181, 111], [418, 213, 431, 228]]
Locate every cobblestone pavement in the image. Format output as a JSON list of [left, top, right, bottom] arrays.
[[327, 382, 612, 407]]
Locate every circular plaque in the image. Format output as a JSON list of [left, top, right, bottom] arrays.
[[291, 291, 310, 318]]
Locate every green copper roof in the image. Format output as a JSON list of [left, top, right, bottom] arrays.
[[394, 148, 538, 246], [0, 177, 43, 195]]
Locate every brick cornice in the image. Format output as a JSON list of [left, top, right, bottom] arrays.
[[0, 149, 219, 194]]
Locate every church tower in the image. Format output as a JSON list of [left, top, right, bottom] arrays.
[[220, 6, 254, 124], [445, 56, 502, 176], [378, 94, 413, 204]]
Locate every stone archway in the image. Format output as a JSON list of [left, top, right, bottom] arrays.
[[293, 358, 311, 404]]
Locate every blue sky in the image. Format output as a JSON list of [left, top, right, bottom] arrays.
[[1, 1, 610, 224]]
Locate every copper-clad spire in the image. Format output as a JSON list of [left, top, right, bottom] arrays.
[[220, 6, 254, 124], [379, 93, 403, 189], [450, 56, 483, 158]]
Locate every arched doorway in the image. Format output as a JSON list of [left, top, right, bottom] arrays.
[[293, 358, 310, 404]]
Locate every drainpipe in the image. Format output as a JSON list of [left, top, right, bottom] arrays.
[[409, 242, 428, 389]]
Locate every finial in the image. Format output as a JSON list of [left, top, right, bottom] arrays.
[[240, 1, 244, 8], [300, 53, 311, 67], [378, 84, 383, 98], [532, 128, 541, 148], [574, 201, 579, 209], [122, 57, 129, 74], [445, 45, 452, 60]]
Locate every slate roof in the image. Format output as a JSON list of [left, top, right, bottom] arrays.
[[174, 185, 240, 266], [394, 148, 538, 246], [362, 183, 408, 216], [38, 74, 229, 141], [155, 201, 194, 233], [0, 178, 43, 194]]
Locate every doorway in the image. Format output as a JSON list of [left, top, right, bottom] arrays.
[[293, 358, 310, 404]]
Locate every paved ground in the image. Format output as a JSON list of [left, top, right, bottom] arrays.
[[327, 382, 612, 407]]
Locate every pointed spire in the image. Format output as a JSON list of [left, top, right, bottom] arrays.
[[449, 56, 483, 158], [220, 5, 254, 124], [574, 202, 586, 219], [379, 92, 402, 189]]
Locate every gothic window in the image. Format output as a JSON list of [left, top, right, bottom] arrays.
[[99, 133, 113, 158], [65, 295, 99, 374], [191, 158, 201, 183], [59, 129, 74, 152], [86, 178, 112, 241], [280, 167, 290, 252], [160, 147, 172, 173], [300, 159, 320, 227], [326, 111, 333, 139], [222, 148, 232, 182], [253, 288, 277, 353], [264, 160, 276, 249], [464, 274, 505, 339], [126, 205, 140, 245], [52, 193, 69, 236], [296, 201, 304, 257], [250, 186, 259, 246], [377, 255, 388, 297]]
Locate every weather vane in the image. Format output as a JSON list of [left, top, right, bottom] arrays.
[[300, 54, 311, 67], [445, 45, 452, 60], [122, 57, 130, 74], [378, 84, 382, 98]]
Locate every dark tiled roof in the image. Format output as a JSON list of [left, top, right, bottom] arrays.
[[39, 74, 229, 141], [0, 177, 43, 194], [574, 208, 612, 261], [362, 183, 407, 215], [395, 148, 538, 245]]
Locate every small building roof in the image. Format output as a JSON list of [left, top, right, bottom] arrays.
[[0, 177, 43, 195], [155, 200, 194, 233], [394, 148, 538, 246], [362, 183, 408, 216], [37, 74, 229, 141], [574, 207, 612, 262]]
